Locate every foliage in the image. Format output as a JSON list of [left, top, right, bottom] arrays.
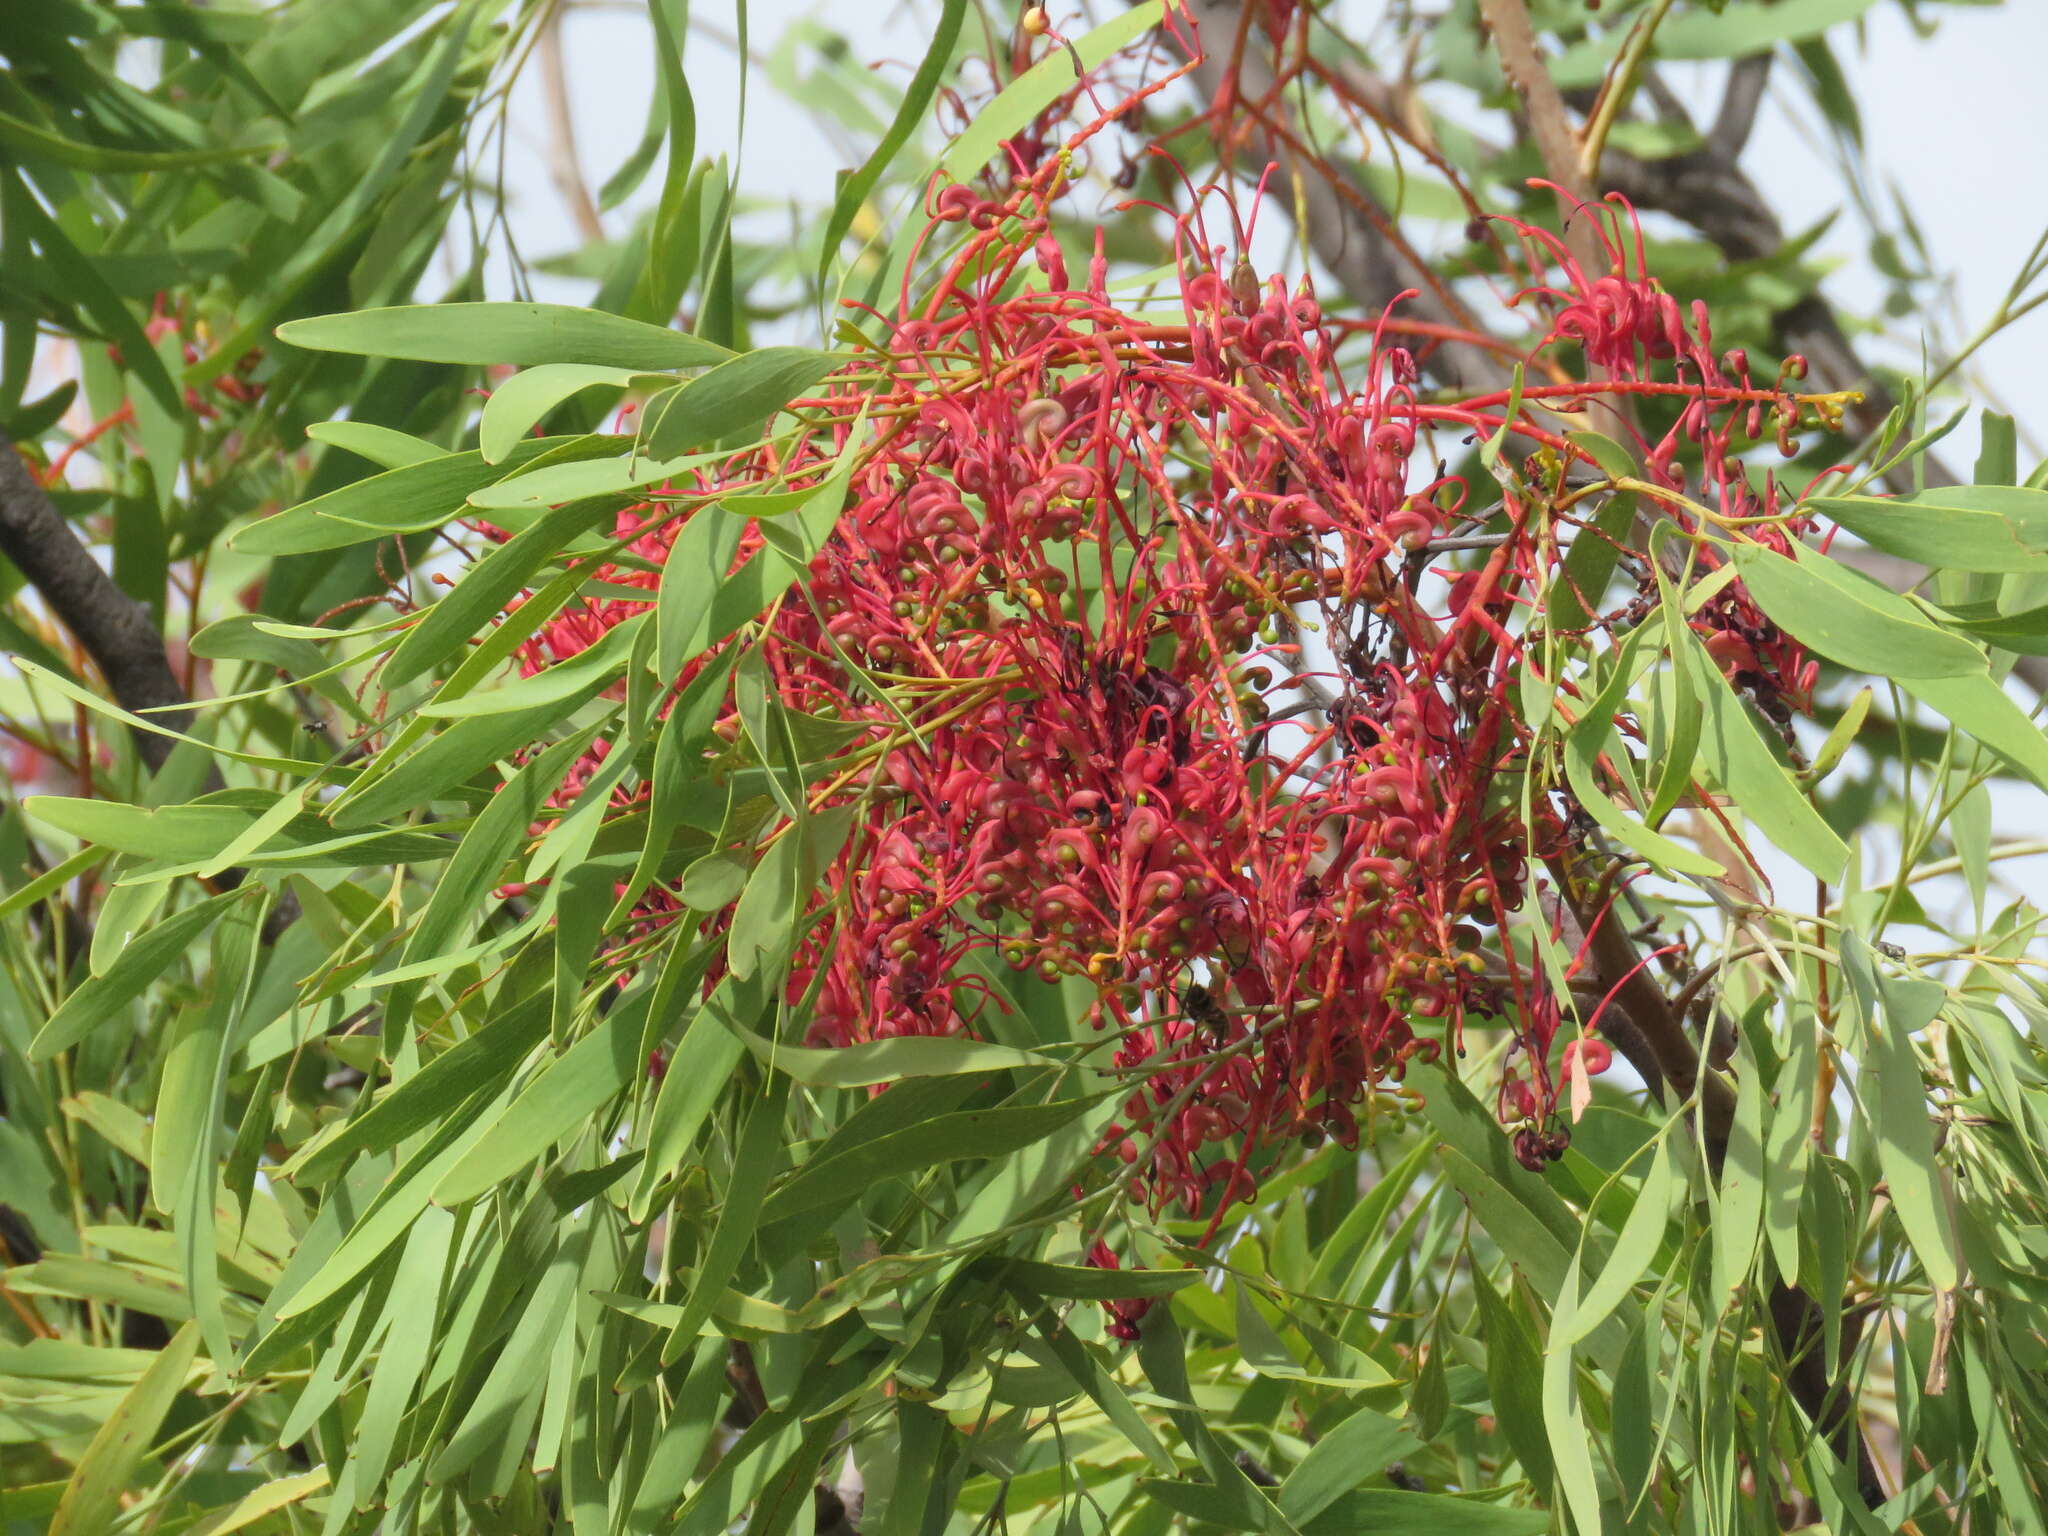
[[5, 2, 2048, 1535]]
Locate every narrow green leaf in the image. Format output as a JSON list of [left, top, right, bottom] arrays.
[[659, 1070, 794, 1363], [720, 1019, 1061, 1087], [1553, 431, 1639, 630], [1040, 1310, 1177, 1476], [233, 436, 609, 555], [1649, 566, 1703, 825], [993, 1258, 1197, 1302], [428, 1224, 587, 1487], [430, 991, 651, 1207], [383, 500, 617, 688], [1810, 485, 2048, 572], [658, 504, 748, 678], [1472, 1267, 1551, 1487], [329, 695, 611, 831], [480, 364, 653, 462], [304, 421, 443, 469], [350, 1207, 454, 1496], [1765, 1011, 1819, 1282], [1564, 1134, 1674, 1343], [31, 892, 246, 1060], [417, 611, 646, 719], [1541, 1258, 1603, 1534], [1683, 627, 1849, 882], [640, 0, 699, 319], [816, 0, 966, 290], [939, 4, 1164, 181], [1731, 543, 1985, 677], [276, 302, 733, 369], [1847, 942, 1960, 1289], [729, 806, 856, 980], [1898, 670, 2048, 790], [4, 170, 182, 417], [270, 1140, 489, 1342], [461, 442, 723, 510], [1808, 685, 1872, 782], [640, 348, 842, 460], [1299, 1491, 1549, 1535], [284, 993, 552, 1185], [47, 1322, 201, 1536], [627, 937, 750, 1180], [1712, 1050, 1767, 1301], [379, 728, 595, 1042], [1276, 1405, 1420, 1525], [1563, 629, 1723, 878], [762, 1098, 1093, 1225]]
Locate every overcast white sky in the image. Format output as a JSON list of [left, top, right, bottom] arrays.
[[511, 0, 2048, 464]]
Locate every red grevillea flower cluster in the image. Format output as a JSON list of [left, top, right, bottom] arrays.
[[1505, 190, 1831, 719], [497, 134, 1847, 1232]]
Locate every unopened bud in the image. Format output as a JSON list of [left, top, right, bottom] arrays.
[[1022, 6, 1050, 35]]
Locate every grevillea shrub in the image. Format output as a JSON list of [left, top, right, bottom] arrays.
[[504, 107, 1857, 1255], [25, 4, 2048, 1529]]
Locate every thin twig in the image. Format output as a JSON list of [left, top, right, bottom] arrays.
[[1577, 0, 1678, 184], [537, 4, 606, 245], [1475, 0, 1604, 278]]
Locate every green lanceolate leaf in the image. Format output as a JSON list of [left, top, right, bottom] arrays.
[[816, 0, 967, 291], [233, 435, 618, 555], [31, 891, 249, 1060], [760, 1096, 1095, 1225], [1810, 484, 2048, 572], [991, 1258, 1198, 1301], [659, 1068, 794, 1363], [657, 500, 749, 677], [430, 989, 652, 1207], [627, 963, 754, 1223], [1712, 1047, 1768, 1301], [305, 420, 444, 469], [276, 302, 734, 369], [938, 3, 1165, 182], [1563, 1133, 1676, 1342], [1298, 1491, 1550, 1535], [382, 499, 618, 688], [639, 0, 699, 318], [1683, 626, 1849, 882], [720, 1018, 1062, 1088], [1553, 431, 1639, 630], [639, 347, 843, 461], [283, 992, 552, 1185], [1898, 670, 2048, 790], [1275, 1405, 1421, 1525], [417, 611, 647, 719], [1562, 626, 1724, 878], [479, 364, 657, 463], [47, 1322, 202, 1536], [1730, 543, 1985, 678], [1649, 559, 1704, 825], [1844, 938, 1961, 1289]]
